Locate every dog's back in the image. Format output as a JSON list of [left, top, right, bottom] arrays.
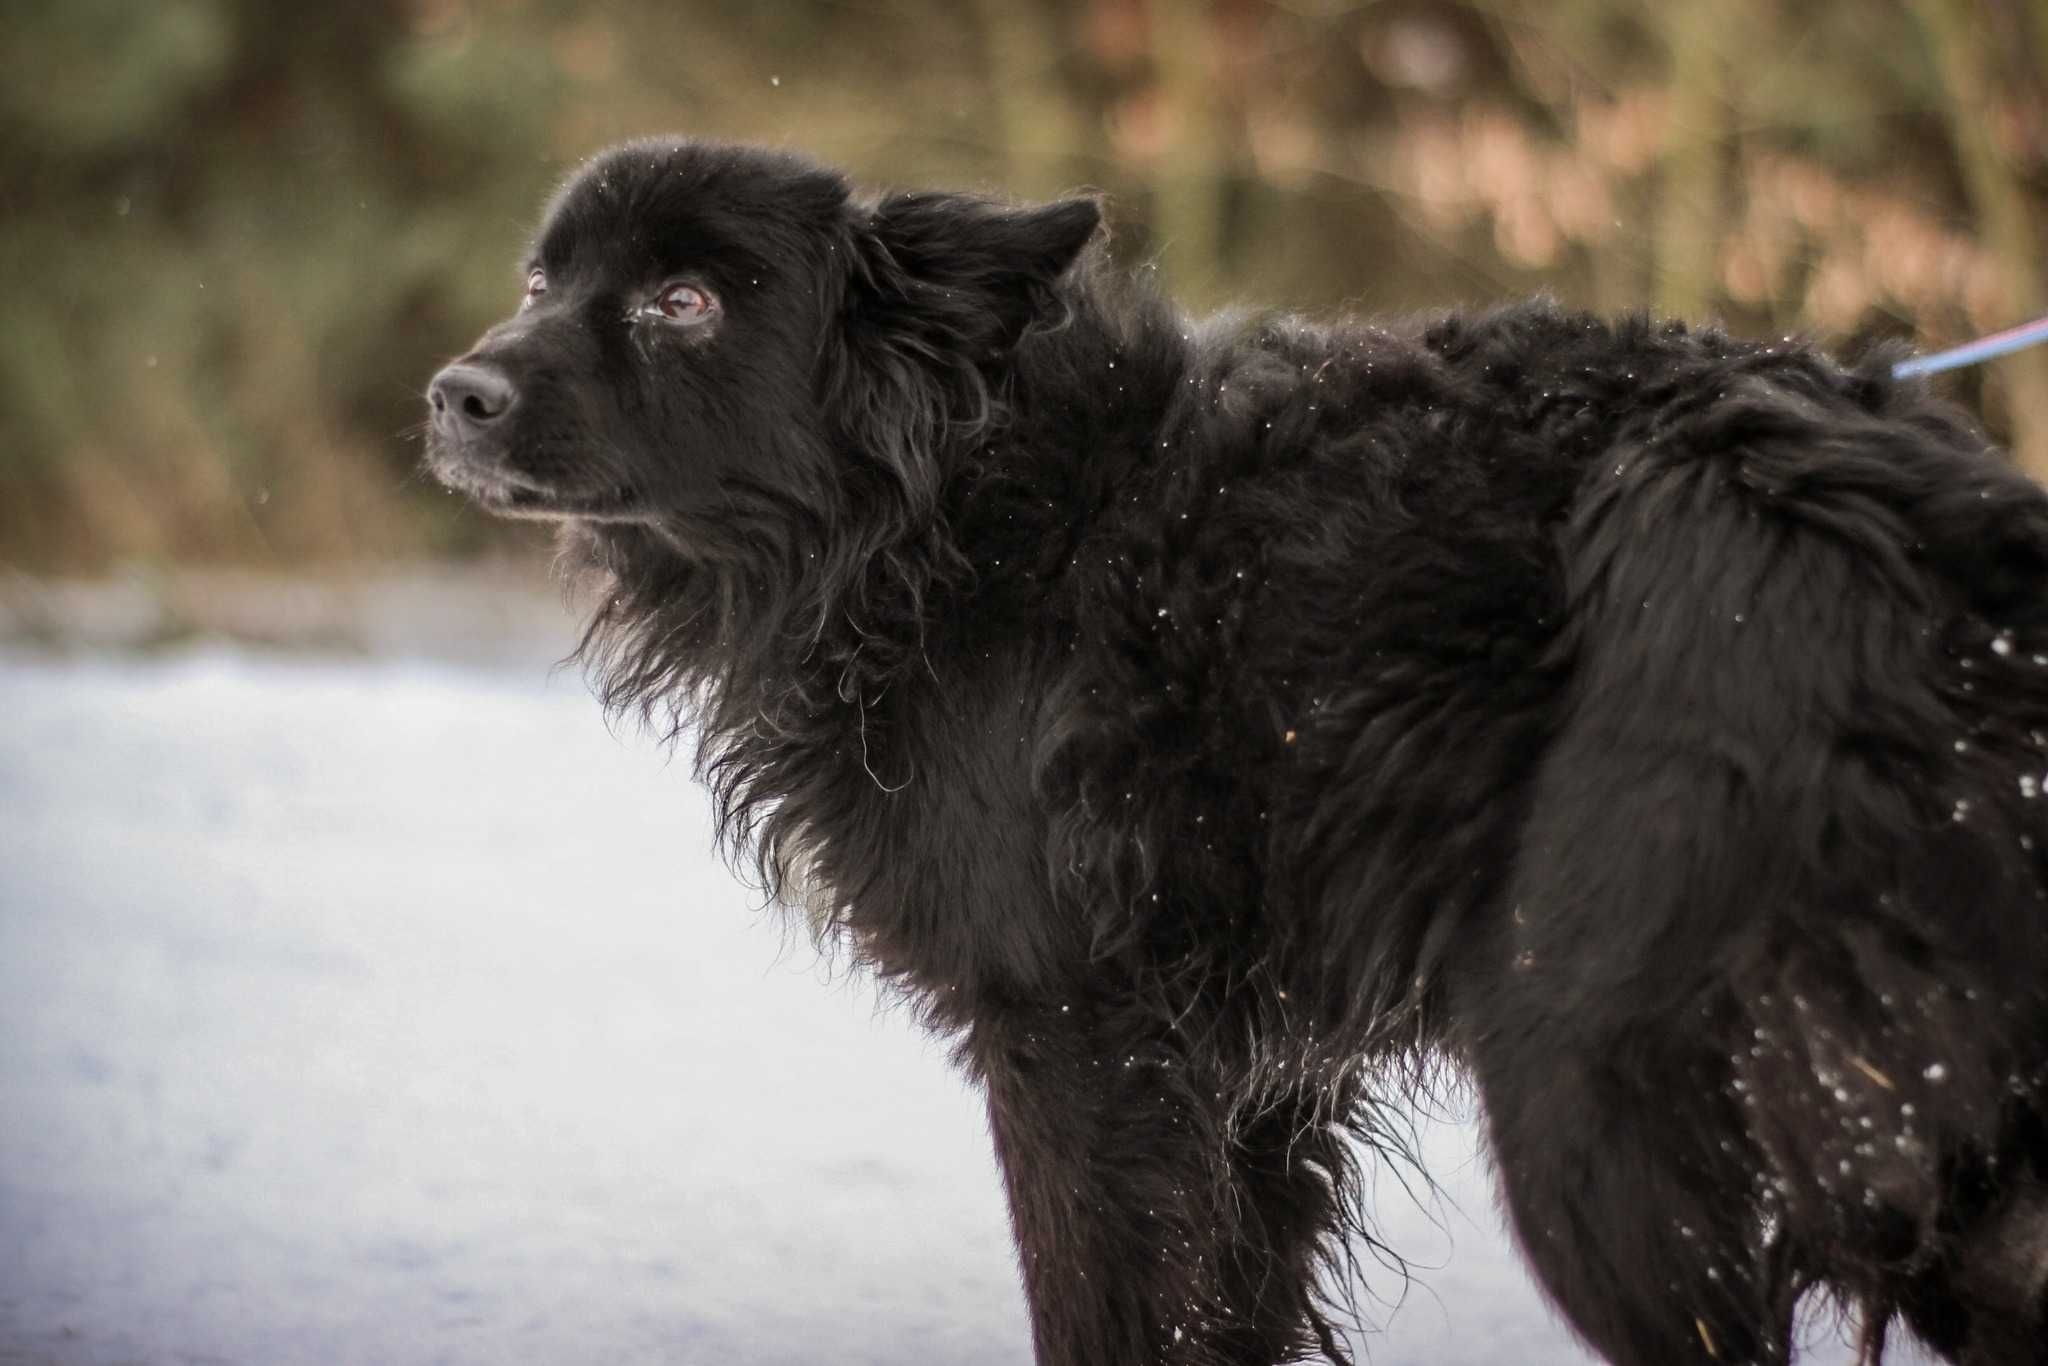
[[1020, 294, 2048, 1358]]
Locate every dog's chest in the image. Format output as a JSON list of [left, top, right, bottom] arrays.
[[817, 649, 1073, 1003]]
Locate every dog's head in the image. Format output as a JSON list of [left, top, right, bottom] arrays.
[[425, 138, 1101, 548]]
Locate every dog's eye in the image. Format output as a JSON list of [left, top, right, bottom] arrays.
[[521, 268, 547, 311], [648, 281, 718, 327]]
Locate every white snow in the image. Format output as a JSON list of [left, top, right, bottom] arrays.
[[0, 644, 1872, 1363]]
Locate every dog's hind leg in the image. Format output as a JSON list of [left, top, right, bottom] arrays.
[[1732, 931, 2048, 1364], [1463, 373, 2048, 1362], [1898, 1169, 2048, 1364], [1886, 1103, 2048, 1364], [1466, 959, 1796, 1364], [1448, 426, 1900, 1362]]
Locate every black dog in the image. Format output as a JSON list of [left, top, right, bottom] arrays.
[[427, 139, 2048, 1364]]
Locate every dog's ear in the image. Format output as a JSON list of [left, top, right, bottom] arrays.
[[830, 191, 1100, 513], [855, 191, 1101, 354]]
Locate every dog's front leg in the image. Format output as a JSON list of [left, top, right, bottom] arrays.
[[969, 1005, 1347, 1366]]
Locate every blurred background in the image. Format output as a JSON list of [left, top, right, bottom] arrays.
[[4, 0, 2047, 582], [0, 4, 2037, 1363]]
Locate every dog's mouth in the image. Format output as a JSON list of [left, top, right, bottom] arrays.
[[430, 451, 650, 524]]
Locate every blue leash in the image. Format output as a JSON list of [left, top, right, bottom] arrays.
[[1894, 314, 2048, 379]]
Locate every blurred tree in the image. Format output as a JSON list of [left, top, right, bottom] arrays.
[[1148, 0, 1232, 302], [1654, 4, 1731, 320], [1, 0, 568, 567], [1912, 0, 2048, 476], [973, 0, 1089, 197], [3, 0, 2043, 569]]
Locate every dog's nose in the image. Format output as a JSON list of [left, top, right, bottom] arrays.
[[429, 363, 518, 440]]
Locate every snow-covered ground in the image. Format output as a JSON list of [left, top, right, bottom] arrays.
[[0, 641, 1877, 1363]]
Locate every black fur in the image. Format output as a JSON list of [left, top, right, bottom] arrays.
[[426, 138, 2048, 1364]]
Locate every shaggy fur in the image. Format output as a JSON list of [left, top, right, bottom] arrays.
[[426, 138, 2048, 1364]]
